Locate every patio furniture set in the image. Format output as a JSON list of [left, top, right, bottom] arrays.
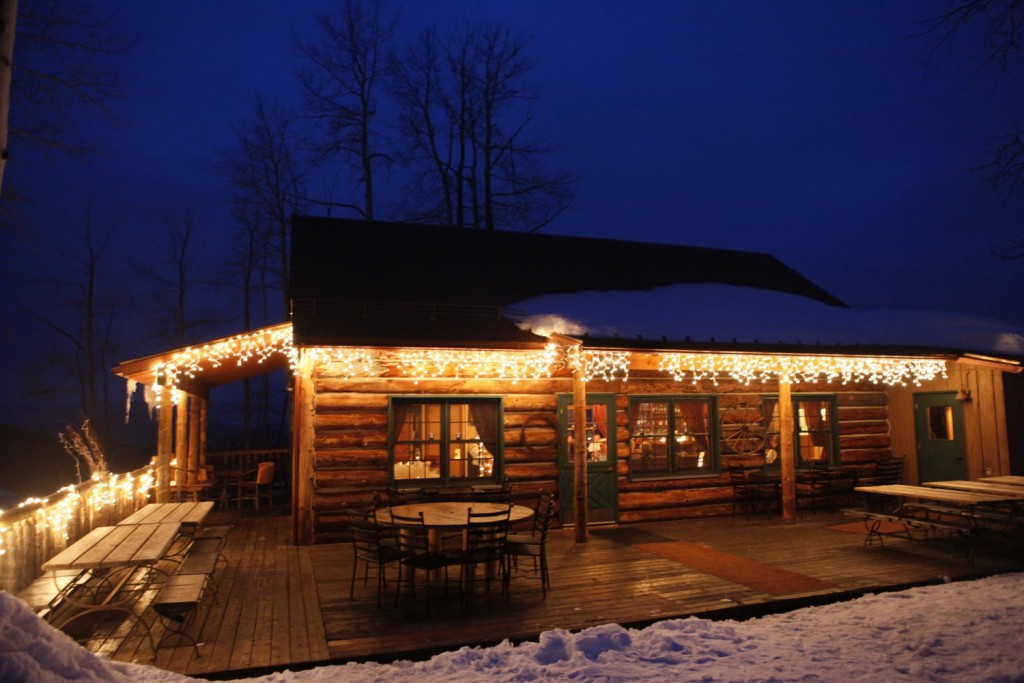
[[39, 501, 231, 654], [347, 488, 557, 609]]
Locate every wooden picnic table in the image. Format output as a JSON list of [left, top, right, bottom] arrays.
[[41, 521, 182, 642], [979, 475, 1024, 487], [854, 484, 1020, 507], [118, 501, 214, 526], [922, 480, 1024, 498]]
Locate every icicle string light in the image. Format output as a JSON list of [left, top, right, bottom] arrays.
[[143, 324, 952, 403], [658, 353, 948, 386], [0, 467, 155, 562]]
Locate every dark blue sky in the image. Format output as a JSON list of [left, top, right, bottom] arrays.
[[3, 1, 1024, 427]]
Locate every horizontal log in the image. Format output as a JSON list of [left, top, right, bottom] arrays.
[[314, 450, 388, 469], [504, 446, 558, 464], [619, 486, 729, 510], [838, 407, 888, 421], [837, 392, 888, 407], [838, 421, 889, 435], [314, 392, 389, 411], [315, 432, 388, 449], [839, 434, 891, 450], [314, 412, 388, 430]]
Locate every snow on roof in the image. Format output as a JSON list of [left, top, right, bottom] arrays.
[[513, 284, 1024, 359]]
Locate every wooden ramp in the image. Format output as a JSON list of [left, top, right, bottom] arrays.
[[40, 508, 1024, 677]]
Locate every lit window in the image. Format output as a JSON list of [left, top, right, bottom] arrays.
[[764, 395, 838, 467], [389, 398, 502, 485], [628, 397, 717, 478]]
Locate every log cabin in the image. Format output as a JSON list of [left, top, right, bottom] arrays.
[[114, 216, 1024, 544]]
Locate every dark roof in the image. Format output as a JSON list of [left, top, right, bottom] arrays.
[[289, 216, 846, 346]]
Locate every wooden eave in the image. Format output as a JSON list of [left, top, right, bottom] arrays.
[[112, 322, 293, 396]]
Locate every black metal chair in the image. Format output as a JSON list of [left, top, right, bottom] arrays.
[[446, 503, 511, 603], [506, 492, 555, 597], [728, 465, 774, 518], [874, 456, 905, 485], [348, 508, 402, 606], [390, 509, 455, 609]]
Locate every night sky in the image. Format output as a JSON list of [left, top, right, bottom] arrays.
[[3, 1, 1024, 429]]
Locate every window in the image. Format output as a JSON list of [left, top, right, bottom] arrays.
[[389, 397, 502, 485], [628, 397, 717, 478], [763, 395, 838, 467]]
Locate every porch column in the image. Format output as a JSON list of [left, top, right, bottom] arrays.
[[156, 389, 173, 503], [778, 376, 797, 523], [572, 360, 588, 543]]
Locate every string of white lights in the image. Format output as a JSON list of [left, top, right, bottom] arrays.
[[144, 324, 951, 402]]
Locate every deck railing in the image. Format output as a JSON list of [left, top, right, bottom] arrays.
[[0, 464, 155, 594], [207, 448, 291, 493]]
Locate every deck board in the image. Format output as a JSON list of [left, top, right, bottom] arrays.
[[34, 506, 1023, 677]]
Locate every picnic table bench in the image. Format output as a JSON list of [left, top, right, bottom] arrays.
[[845, 484, 1023, 565]]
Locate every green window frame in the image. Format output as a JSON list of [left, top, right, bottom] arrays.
[[763, 394, 839, 468], [388, 396, 503, 486], [628, 396, 718, 479]]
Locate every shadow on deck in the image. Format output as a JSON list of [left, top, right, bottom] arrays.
[[30, 506, 1024, 678]]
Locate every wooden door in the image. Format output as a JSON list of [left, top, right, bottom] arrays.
[[557, 393, 618, 524], [914, 391, 967, 482]]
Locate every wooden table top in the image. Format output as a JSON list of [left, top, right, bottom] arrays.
[[979, 475, 1024, 487], [379, 501, 533, 528], [118, 501, 214, 526], [42, 522, 181, 572], [855, 483, 1019, 506], [922, 480, 1024, 498]]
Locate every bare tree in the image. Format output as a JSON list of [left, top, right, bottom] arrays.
[[135, 206, 228, 348], [390, 20, 574, 231], [929, 1, 1024, 255], [296, 0, 397, 220], [220, 97, 308, 447], [31, 202, 122, 439]]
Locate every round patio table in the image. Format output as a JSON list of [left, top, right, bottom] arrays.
[[379, 501, 533, 551]]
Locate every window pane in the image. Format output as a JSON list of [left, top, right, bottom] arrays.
[[390, 398, 501, 484], [928, 406, 954, 441], [630, 398, 715, 478]]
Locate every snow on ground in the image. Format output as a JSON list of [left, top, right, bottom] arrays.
[[3, 572, 1024, 683]]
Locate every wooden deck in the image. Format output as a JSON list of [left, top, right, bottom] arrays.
[[28, 506, 1024, 678]]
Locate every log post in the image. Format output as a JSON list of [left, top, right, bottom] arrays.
[[779, 376, 797, 523], [573, 361, 588, 542]]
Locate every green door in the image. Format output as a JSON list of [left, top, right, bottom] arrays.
[[557, 393, 618, 525], [914, 391, 967, 482]]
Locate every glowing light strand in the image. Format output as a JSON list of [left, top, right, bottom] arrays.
[[144, 325, 950, 399], [658, 353, 948, 386]]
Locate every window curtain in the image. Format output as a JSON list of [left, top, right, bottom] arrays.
[[802, 400, 829, 446], [675, 400, 710, 453], [469, 402, 499, 446], [591, 404, 608, 438], [391, 402, 413, 442]]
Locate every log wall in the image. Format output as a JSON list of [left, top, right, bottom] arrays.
[[306, 361, 893, 543]]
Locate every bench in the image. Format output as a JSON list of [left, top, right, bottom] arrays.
[[150, 526, 230, 653], [842, 506, 984, 565], [152, 573, 209, 653]]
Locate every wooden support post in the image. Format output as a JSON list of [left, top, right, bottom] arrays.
[[188, 396, 201, 483], [573, 363, 588, 543], [157, 390, 173, 503], [779, 377, 797, 523], [175, 396, 188, 498], [292, 350, 317, 545]]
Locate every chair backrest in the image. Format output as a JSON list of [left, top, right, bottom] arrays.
[[389, 509, 431, 555], [533, 495, 556, 543], [465, 503, 511, 555], [255, 461, 275, 485], [528, 491, 555, 536], [874, 456, 904, 485], [727, 464, 751, 484], [348, 508, 385, 557]]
